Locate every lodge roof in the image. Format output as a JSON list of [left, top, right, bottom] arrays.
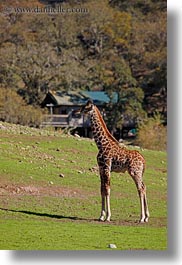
[[41, 90, 118, 107]]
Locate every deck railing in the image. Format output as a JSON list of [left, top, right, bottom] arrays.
[[41, 112, 89, 128]]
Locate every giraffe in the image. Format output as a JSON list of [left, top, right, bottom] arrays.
[[76, 100, 149, 223]]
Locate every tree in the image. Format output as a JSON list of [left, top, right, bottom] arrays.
[[105, 73, 146, 132]]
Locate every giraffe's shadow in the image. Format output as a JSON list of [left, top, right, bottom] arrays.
[[0, 207, 140, 224], [0, 207, 89, 221]]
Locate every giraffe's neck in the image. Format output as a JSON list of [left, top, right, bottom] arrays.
[[89, 106, 119, 150]]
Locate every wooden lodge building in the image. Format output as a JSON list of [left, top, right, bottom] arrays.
[[41, 90, 118, 137]]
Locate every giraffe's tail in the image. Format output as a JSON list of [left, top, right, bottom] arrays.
[[142, 159, 146, 176]]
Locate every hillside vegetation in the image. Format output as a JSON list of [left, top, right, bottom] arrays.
[[0, 123, 167, 250], [0, 0, 166, 129]]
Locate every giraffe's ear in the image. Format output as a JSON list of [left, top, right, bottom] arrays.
[[81, 99, 94, 113], [86, 99, 93, 106]]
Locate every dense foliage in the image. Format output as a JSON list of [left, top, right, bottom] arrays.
[[0, 0, 166, 128], [0, 87, 44, 126], [136, 113, 167, 151]]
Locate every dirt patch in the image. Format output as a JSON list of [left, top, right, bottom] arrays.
[[0, 183, 87, 198]]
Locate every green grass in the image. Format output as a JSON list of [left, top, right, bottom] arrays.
[[0, 125, 167, 250], [0, 219, 166, 250]]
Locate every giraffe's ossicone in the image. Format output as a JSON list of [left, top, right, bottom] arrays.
[[75, 100, 149, 223]]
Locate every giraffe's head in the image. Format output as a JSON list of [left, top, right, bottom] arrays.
[[74, 100, 94, 115]]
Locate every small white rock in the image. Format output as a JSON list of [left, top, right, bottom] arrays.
[[108, 244, 117, 249]]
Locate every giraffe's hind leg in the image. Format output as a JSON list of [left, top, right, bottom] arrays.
[[143, 188, 150, 222], [137, 181, 149, 223], [129, 170, 149, 223]]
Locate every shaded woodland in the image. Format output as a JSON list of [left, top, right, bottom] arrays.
[[0, 0, 167, 130]]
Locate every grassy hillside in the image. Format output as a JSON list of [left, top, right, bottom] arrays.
[[0, 123, 167, 250]]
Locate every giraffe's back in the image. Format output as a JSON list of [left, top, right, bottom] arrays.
[[110, 146, 145, 175]]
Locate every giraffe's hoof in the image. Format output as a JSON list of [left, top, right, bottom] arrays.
[[144, 217, 149, 223], [99, 217, 105, 222], [139, 217, 149, 223]]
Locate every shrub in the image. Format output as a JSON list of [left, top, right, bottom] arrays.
[[135, 114, 167, 151], [0, 87, 44, 127]]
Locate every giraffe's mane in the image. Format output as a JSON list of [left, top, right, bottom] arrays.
[[94, 106, 119, 145]]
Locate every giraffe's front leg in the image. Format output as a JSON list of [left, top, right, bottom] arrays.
[[106, 188, 111, 222], [98, 157, 111, 222], [99, 191, 111, 222], [99, 174, 111, 222], [99, 194, 106, 221]]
